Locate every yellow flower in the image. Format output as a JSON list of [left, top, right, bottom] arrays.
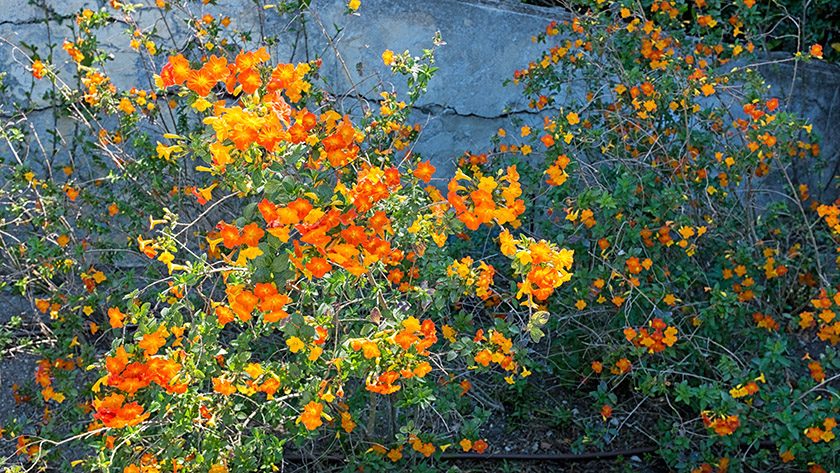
[[287, 336, 305, 353], [442, 325, 457, 343], [244, 363, 263, 379], [308, 346, 323, 361], [192, 97, 212, 112], [382, 50, 394, 65], [156, 142, 182, 161], [118, 97, 135, 114], [159, 251, 175, 267]]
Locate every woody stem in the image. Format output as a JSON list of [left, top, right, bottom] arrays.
[[367, 390, 377, 439]]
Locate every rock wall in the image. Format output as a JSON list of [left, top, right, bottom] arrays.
[[0, 0, 838, 196], [757, 54, 840, 200]]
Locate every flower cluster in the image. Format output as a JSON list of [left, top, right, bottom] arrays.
[[447, 257, 496, 300], [446, 166, 525, 230], [623, 318, 678, 353], [499, 230, 574, 302], [701, 412, 740, 436]]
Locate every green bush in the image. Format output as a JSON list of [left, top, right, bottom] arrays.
[[0, 1, 836, 472]]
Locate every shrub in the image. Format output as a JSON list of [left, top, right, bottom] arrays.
[[0, 1, 835, 472]]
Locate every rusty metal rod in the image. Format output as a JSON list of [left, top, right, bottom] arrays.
[[282, 440, 776, 464]]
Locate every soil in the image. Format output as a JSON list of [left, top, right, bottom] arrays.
[[0, 295, 44, 467]]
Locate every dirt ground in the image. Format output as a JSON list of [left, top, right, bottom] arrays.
[[0, 295, 43, 467]]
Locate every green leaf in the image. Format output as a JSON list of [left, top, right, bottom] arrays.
[[531, 310, 549, 327]]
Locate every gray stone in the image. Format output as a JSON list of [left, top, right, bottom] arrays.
[[0, 0, 837, 192], [757, 52, 840, 201], [312, 0, 568, 118]]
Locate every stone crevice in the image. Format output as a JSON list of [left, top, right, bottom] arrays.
[[0, 15, 74, 28], [410, 102, 544, 120]]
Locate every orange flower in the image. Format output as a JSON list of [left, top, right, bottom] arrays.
[[703, 412, 740, 436], [218, 221, 241, 248], [288, 198, 313, 221], [368, 211, 393, 236], [413, 362, 432, 378], [260, 293, 292, 322], [806, 427, 824, 443], [298, 401, 323, 430], [472, 439, 488, 454], [240, 222, 264, 247], [65, 187, 79, 201], [361, 341, 381, 359], [366, 371, 401, 394], [35, 298, 50, 313], [418, 442, 435, 457], [118, 97, 135, 114], [809, 361, 826, 382], [413, 161, 436, 183], [394, 330, 419, 350], [459, 379, 471, 397], [238, 68, 262, 94], [105, 346, 129, 376], [387, 447, 402, 462], [810, 44, 824, 58], [216, 306, 235, 326], [474, 349, 492, 367], [32, 60, 46, 79], [779, 449, 794, 463], [168, 54, 191, 85], [212, 377, 236, 396], [306, 257, 332, 278], [340, 225, 367, 246], [232, 290, 258, 322], [612, 358, 632, 374], [541, 134, 555, 147], [204, 55, 229, 81], [108, 307, 126, 328], [254, 282, 278, 300], [93, 394, 150, 428], [340, 411, 355, 433], [186, 68, 215, 97]]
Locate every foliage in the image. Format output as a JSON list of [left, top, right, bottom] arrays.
[[520, 0, 840, 62], [0, 1, 836, 472]]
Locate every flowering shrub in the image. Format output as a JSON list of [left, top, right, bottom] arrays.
[[0, 0, 837, 472]]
